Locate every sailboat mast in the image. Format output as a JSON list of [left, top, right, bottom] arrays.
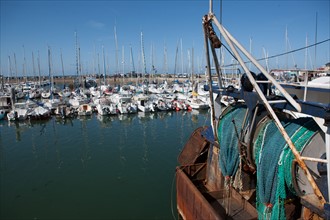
[[8, 55, 12, 83], [285, 26, 288, 69], [249, 37, 252, 69], [174, 41, 179, 77], [191, 47, 194, 82], [48, 46, 53, 95], [93, 43, 96, 75], [314, 12, 318, 69], [23, 45, 27, 82], [75, 31, 79, 77], [180, 38, 184, 75], [122, 45, 125, 76], [187, 49, 191, 80], [102, 45, 106, 84], [60, 48, 65, 86], [78, 47, 82, 82], [305, 35, 308, 70], [97, 53, 100, 76], [32, 52, 36, 80], [14, 53, 18, 84], [114, 26, 119, 74], [129, 44, 135, 78], [37, 50, 41, 85], [150, 43, 154, 81], [163, 43, 168, 75], [48, 47, 51, 80], [141, 32, 147, 76], [262, 47, 269, 72]]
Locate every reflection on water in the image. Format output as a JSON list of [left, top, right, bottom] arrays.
[[0, 110, 210, 220]]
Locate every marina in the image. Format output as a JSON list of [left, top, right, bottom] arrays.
[[0, 37, 329, 220], [1, 0, 329, 219], [0, 77, 213, 118]]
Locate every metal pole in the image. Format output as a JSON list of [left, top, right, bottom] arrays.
[[326, 127, 330, 202], [210, 42, 223, 89], [303, 72, 308, 101], [212, 16, 301, 113], [203, 17, 218, 142], [209, 0, 212, 14], [301, 156, 328, 164]]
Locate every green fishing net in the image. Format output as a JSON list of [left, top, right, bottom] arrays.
[[217, 106, 247, 179], [254, 117, 319, 219]]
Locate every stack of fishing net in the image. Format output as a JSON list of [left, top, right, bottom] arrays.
[[254, 117, 319, 219], [217, 105, 247, 186], [217, 105, 319, 219]]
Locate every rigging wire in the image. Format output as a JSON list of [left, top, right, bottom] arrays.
[[220, 38, 330, 68]]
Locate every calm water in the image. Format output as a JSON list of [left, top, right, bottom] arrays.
[[0, 110, 210, 220]]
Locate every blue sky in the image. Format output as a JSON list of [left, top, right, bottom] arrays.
[[1, 0, 329, 77]]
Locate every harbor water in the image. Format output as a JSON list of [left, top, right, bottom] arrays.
[[0, 110, 210, 220]]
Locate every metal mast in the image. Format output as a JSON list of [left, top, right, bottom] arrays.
[[114, 25, 119, 74], [75, 31, 79, 77], [37, 50, 41, 86], [141, 31, 147, 75], [60, 48, 65, 86], [130, 44, 135, 76]]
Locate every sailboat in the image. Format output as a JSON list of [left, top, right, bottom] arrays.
[[41, 50, 52, 99], [58, 49, 72, 98], [43, 47, 61, 111]]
